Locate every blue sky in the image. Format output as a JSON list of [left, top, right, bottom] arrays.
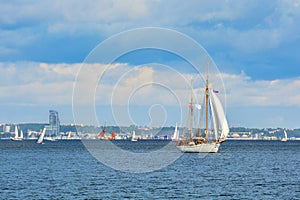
[[1, 0, 300, 128]]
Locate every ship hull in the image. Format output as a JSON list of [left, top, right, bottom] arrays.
[[177, 143, 220, 153]]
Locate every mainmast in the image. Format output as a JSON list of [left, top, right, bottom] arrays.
[[205, 60, 209, 141], [189, 79, 194, 140]]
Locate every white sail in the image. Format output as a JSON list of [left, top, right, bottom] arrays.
[[284, 130, 288, 139], [68, 131, 71, 139], [14, 126, 19, 138], [172, 123, 179, 141], [131, 131, 137, 142], [210, 90, 229, 140], [20, 129, 24, 139], [209, 96, 219, 141], [37, 128, 46, 144], [281, 130, 288, 142]]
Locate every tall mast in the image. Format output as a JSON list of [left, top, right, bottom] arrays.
[[189, 79, 194, 140], [205, 60, 209, 141]]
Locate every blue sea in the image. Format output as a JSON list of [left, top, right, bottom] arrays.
[[0, 140, 299, 199]]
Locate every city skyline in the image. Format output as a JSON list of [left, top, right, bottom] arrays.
[[1, 1, 300, 128]]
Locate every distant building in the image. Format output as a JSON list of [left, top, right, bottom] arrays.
[[4, 125, 11, 133], [45, 110, 60, 136]]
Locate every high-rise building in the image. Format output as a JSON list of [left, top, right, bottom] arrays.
[[47, 110, 60, 136]]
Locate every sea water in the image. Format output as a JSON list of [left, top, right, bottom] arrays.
[[0, 140, 299, 199]]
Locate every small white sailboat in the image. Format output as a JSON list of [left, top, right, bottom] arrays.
[[131, 131, 137, 142], [11, 125, 23, 141], [281, 130, 288, 142], [37, 128, 46, 144], [172, 123, 179, 141], [177, 60, 229, 153]]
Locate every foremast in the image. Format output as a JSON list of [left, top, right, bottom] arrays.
[[189, 79, 194, 141], [205, 60, 209, 142]]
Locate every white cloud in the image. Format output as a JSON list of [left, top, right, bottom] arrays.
[[0, 62, 79, 105], [93, 62, 300, 109], [0, 62, 78, 86], [2, 61, 299, 108], [222, 71, 300, 107], [1, 61, 300, 127]]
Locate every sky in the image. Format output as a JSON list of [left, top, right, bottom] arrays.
[[1, 0, 300, 128]]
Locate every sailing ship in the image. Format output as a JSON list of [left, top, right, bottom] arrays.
[[98, 125, 108, 140], [281, 130, 288, 142], [98, 123, 116, 140], [177, 61, 229, 153], [11, 125, 23, 141], [37, 128, 46, 144]]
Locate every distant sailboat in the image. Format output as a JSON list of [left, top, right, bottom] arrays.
[[281, 130, 288, 142], [97, 123, 116, 140], [11, 126, 23, 141], [37, 128, 46, 144], [177, 60, 229, 153], [131, 131, 137, 142], [98, 122, 109, 140], [172, 123, 179, 141]]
